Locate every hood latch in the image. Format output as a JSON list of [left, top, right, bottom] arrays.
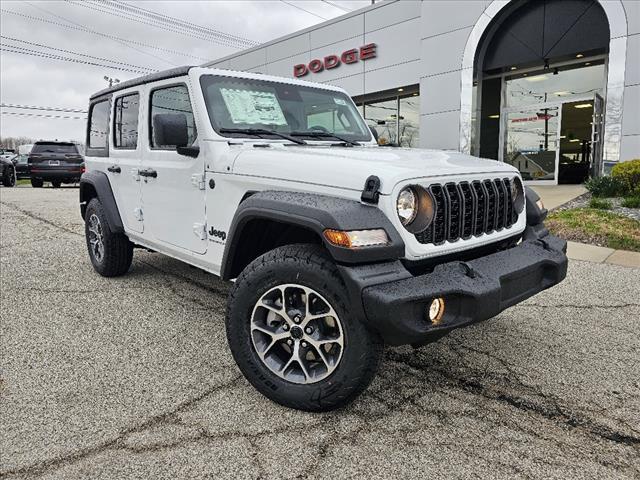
[[361, 175, 381, 204]]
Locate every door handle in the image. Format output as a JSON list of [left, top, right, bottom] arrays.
[[139, 168, 157, 178], [107, 165, 121, 173]]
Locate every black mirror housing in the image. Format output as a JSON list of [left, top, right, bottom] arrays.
[[177, 145, 200, 158], [152, 113, 189, 148]]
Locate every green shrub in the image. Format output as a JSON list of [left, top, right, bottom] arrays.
[[612, 159, 640, 196], [621, 196, 640, 208], [589, 197, 612, 210], [585, 176, 623, 197]]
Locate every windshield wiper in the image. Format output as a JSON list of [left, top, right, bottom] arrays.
[[290, 131, 360, 146], [219, 128, 307, 145]]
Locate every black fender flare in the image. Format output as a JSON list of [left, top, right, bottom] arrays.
[[79, 170, 124, 233], [220, 191, 405, 279]]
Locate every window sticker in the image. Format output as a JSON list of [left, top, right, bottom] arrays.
[[220, 88, 287, 125], [333, 97, 347, 106]]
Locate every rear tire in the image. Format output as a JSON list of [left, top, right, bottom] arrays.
[[51, 180, 61, 188], [31, 178, 43, 188], [85, 198, 133, 277], [226, 244, 383, 411]]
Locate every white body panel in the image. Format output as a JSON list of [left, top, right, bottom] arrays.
[[85, 67, 526, 278]]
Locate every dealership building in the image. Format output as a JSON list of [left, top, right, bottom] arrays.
[[205, 0, 639, 185]]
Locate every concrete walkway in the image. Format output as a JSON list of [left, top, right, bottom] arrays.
[[531, 185, 587, 210], [567, 241, 640, 268]]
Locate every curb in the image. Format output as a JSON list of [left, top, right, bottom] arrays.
[[567, 241, 640, 268]]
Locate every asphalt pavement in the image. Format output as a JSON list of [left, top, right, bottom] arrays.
[[1, 186, 639, 479]]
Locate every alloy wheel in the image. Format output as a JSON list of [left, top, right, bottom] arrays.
[[87, 214, 105, 263], [250, 284, 344, 384]]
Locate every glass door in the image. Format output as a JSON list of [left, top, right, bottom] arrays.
[[501, 104, 561, 184]]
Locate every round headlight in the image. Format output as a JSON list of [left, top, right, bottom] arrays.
[[397, 187, 418, 225], [511, 176, 525, 213]]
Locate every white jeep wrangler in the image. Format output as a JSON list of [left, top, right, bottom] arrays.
[[81, 66, 567, 411]]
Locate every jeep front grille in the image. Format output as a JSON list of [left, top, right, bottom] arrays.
[[414, 178, 517, 245]]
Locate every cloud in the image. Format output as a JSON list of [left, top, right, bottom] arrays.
[[0, 0, 370, 141]]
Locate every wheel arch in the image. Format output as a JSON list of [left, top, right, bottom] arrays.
[[220, 191, 404, 280], [79, 170, 124, 233]]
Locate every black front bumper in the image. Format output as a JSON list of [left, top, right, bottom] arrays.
[[339, 230, 567, 346]]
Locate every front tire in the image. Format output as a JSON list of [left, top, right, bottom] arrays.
[[31, 177, 43, 188], [2, 167, 16, 187], [226, 244, 383, 411], [84, 198, 133, 277], [51, 180, 61, 188]]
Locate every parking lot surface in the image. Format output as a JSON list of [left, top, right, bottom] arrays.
[[1, 186, 639, 479]]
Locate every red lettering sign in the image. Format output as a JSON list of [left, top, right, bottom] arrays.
[[324, 55, 340, 69], [293, 64, 308, 77], [308, 59, 324, 73], [293, 43, 376, 77], [359, 43, 376, 60]]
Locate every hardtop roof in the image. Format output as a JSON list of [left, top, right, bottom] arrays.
[[89, 66, 194, 101]]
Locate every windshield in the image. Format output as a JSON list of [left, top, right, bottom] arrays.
[[31, 142, 78, 154], [200, 75, 372, 142]]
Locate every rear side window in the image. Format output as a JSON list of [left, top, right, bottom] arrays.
[[31, 142, 78, 154], [114, 93, 140, 149], [88, 100, 110, 149], [150, 85, 196, 149]]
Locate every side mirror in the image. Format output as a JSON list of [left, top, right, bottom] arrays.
[[369, 126, 379, 143], [177, 145, 200, 158], [152, 113, 189, 148]]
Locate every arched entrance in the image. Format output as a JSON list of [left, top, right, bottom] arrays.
[[460, 0, 628, 184]]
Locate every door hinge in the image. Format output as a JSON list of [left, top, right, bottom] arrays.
[[191, 173, 205, 190], [193, 222, 207, 240], [134, 207, 143, 221]]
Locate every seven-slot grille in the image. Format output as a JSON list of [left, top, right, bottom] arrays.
[[414, 178, 518, 245]]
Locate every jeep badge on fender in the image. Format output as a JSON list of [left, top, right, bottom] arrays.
[[79, 66, 568, 412]]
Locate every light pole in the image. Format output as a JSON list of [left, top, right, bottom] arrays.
[[103, 76, 120, 88]]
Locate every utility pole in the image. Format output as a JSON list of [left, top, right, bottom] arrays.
[[103, 76, 120, 88]]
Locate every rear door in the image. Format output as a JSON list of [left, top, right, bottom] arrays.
[[108, 92, 144, 233], [140, 80, 206, 253]]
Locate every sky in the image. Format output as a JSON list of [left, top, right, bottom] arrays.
[[0, 0, 372, 142]]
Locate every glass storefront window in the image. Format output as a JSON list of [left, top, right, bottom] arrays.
[[399, 95, 419, 147], [363, 98, 398, 145], [505, 62, 605, 108], [358, 88, 420, 147]]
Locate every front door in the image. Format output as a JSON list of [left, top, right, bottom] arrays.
[[501, 103, 561, 185], [141, 82, 207, 254]]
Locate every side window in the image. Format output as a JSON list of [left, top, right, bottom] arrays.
[[88, 100, 110, 149], [113, 93, 140, 149], [150, 85, 197, 149]]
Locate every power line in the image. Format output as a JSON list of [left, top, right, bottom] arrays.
[[23, 1, 178, 68], [0, 45, 152, 74], [1, 103, 87, 113], [320, 1, 351, 12], [0, 8, 208, 62], [280, 1, 329, 20], [65, 0, 253, 50], [105, 0, 258, 48], [2, 112, 86, 120], [1, 36, 156, 72]]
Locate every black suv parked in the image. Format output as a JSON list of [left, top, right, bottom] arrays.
[[28, 141, 84, 188]]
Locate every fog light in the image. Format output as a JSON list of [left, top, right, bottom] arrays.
[[427, 298, 445, 324], [536, 198, 545, 210]]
